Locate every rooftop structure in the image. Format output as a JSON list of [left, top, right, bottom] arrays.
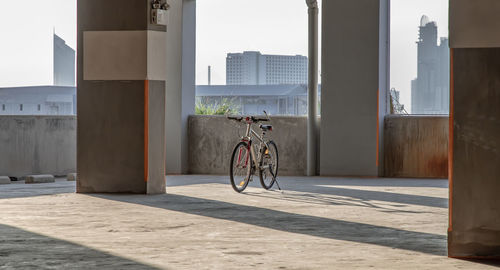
[[226, 51, 308, 85], [0, 85, 76, 115]]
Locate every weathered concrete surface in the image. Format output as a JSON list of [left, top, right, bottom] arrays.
[[450, 0, 500, 48], [188, 115, 307, 176], [0, 116, 76, 178], [384, 115, 448, 178], [448, 48, 500, 258], [321, 0, 389, 177], [0, 176, 497, 269], [25, 175, 55, 184], [67, 173, 77, 181], [77, 0, 166, 194], [0, 176, 10, 185], [448, 1, 500, 258]]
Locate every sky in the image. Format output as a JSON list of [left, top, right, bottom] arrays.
[[0, 0, 448, 111], [0, 0, 76, 87], [196, 0, 321, 85]]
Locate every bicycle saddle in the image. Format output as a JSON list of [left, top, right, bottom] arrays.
[[259, 124, 273, 131]]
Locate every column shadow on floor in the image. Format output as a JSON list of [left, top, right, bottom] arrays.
[[0, 224, 161, 269], [92, 193, 447, 256]]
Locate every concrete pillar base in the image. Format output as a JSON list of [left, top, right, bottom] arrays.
[[449, 231, 500, 258]]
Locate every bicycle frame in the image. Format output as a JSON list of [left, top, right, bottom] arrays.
[[236, 121, 270, 174]]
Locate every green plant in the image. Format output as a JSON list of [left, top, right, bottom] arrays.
[[195, 100, 216, 115], [195, 98, 239, 115]]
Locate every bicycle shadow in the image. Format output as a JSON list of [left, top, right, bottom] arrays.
[[167, 176, 448, 209], [243, 189, 433, 214]]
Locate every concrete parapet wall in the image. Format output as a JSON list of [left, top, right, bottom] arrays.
[[0, 115, 449, 179], [189, 115, 449, 178], [0, 116, 76, 178], [384, 115, 449, 178], [188, 115, 307, 176]]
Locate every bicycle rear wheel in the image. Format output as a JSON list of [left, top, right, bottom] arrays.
[[230, 142, 253, 193], [259, 141, 278, 190]]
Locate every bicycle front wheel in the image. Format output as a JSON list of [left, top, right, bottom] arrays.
[[229, 142, 253, 193], [259, 141, 278, 190]]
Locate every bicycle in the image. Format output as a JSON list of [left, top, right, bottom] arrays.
[[227, 112, 281, 193]]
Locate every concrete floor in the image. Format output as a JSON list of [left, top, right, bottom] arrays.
[[0, 176, 498, 269]]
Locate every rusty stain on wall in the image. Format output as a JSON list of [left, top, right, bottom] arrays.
[[384, 115, 449, 178]]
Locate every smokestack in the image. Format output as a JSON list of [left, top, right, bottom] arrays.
[[208, 65, 212, 85]]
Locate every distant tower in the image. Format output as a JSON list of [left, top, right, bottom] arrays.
[[53, 34, 75, 86], [411, 15, 450, 114]]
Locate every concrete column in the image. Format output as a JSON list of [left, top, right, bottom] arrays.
[[320, 0, 389, 176], [306, 0, 319, 176], [165, 0, 196, 174], [77, 0, 167, 194], [448, 0, 500, 258]]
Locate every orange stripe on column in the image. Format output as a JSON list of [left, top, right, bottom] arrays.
[[144, 80, 149, 182], [376, 89, 380, 168], [448, 48, 454, 232]]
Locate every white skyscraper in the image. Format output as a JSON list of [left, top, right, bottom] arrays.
[[411, 16, 450, 114], [53, 34, 76, 86], [226, 51, 307, 85]]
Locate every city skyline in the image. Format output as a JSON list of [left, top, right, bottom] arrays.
[[0, 0, 449, 115]]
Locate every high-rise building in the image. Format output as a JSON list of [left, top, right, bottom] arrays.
[[53, 34, 75, 86], [226, 51, 307, 85], [411, 15, 450, 114]]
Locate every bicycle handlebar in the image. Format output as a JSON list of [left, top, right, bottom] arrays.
[[227, 116, 243, 121]]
